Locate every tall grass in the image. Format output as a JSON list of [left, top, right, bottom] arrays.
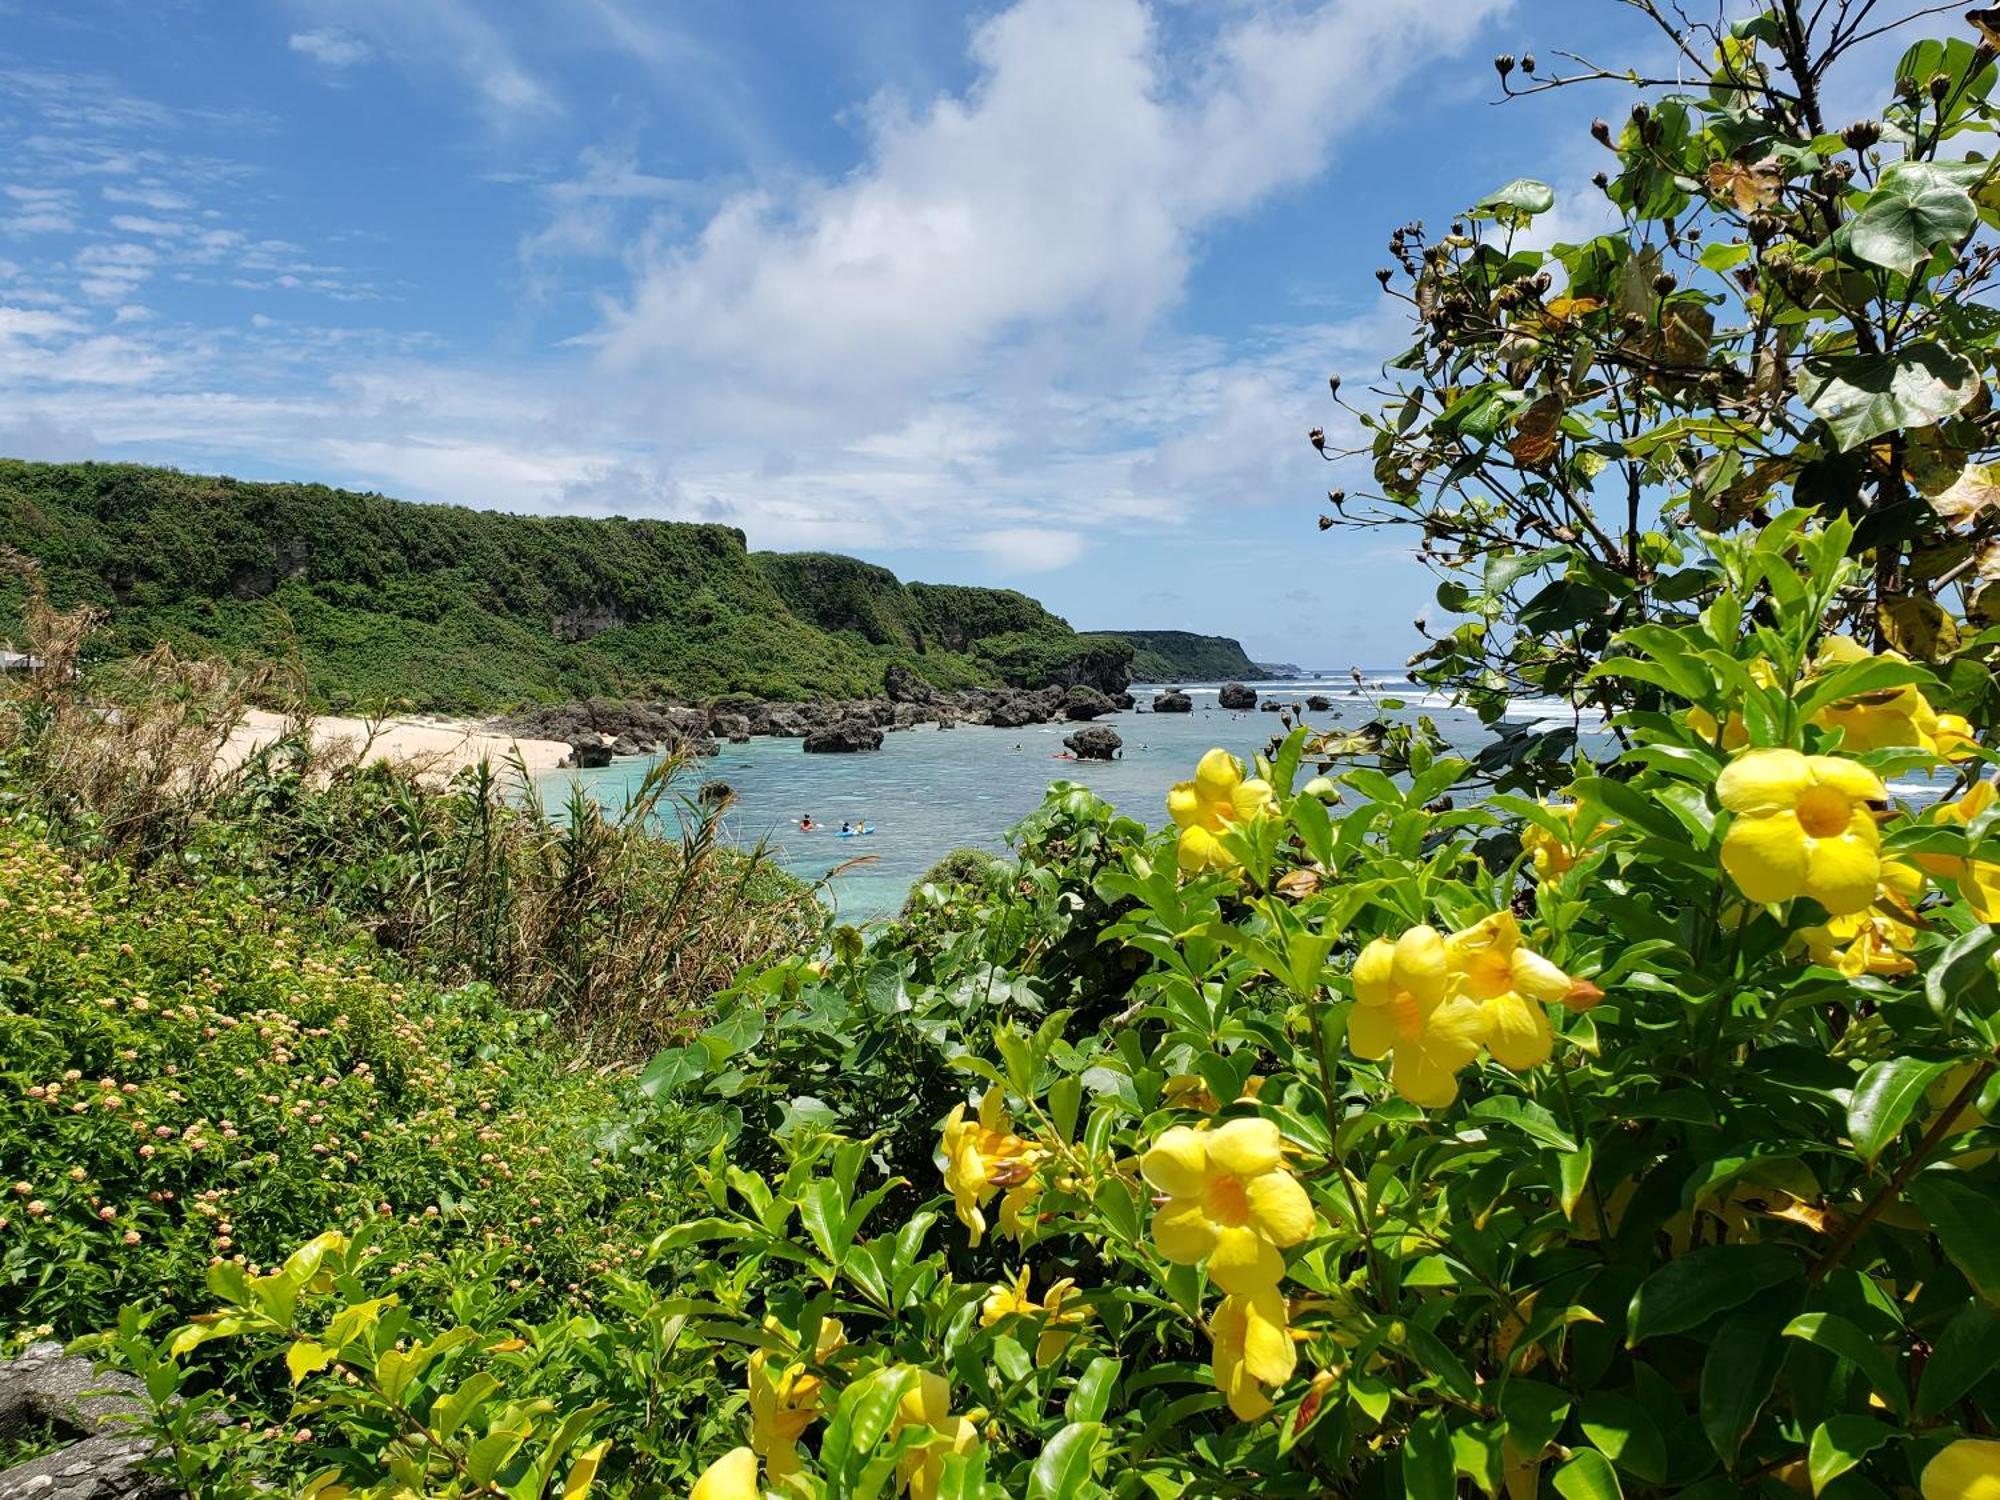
[[0, 560, 824, 1055]]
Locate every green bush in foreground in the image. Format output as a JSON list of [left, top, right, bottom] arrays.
[[105, 515, 2000, 1499], [0, 817, 681, 1344]]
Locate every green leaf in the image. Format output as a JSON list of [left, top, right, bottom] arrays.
[[285, 1340, 335, 1385], [821, 1366, 917, 1482], [1500, 1378, 1572, 1458], [1846, 162, 1977, 275], [1782, 1312, 1907, 1417], [637, 1045, 707, 1100], [1402, 1410, 1455, 1500], [1797, 345, 1980, 452], [1473, 177, 1556, 222], [1553, 1449, 1625, 1500], [1847, 1057, 1955, 1168], [1915, 1303, 2000, 1418], [430, 1371, 501, 1441], [1579, 1392, 1666, 1484], [1700, 1297, 1794, 1467], [1065, 1358, 1120, 1426], [1807, 1415, 1892, 1493], [1628, 1245, 1802, 1344], [1909, 1173, 2000, 1303], [1029, 1422, 1103, 1500]]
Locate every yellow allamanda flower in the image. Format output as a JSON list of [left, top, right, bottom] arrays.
[[1140, 1117, 1315, 1292], [1796, 861, 1924, 978], [1922, 1438, 2000, 1500], [689, 1446, 758, 1500], [746, 1318, 842, 1480], [1519, 804, 1609, 879], [1167, 748, 1276, 874], [1347, 925, 1487, 1108], [979, 1266, 1090, 1366], [1811, 637, 1976, 758], [1210, 1285, 1296, 1422], [1443, 911, 1580, 1073], [890, 1370, 979, 1500], [1915, 779, 2000, 922], [940, 1091, 1043, 1247], [1717, 748, 1885, 916]]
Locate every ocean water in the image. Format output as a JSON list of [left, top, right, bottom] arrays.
[[539, 676, 1597, 923]]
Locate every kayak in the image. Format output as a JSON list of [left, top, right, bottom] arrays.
[[835, 829, 874, 838]]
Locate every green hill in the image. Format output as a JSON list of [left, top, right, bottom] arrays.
[[0, 460, 1133, 711], [1088, 629, 1258, 681]]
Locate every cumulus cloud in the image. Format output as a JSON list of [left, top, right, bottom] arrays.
[[598, 0, 1507, 403]]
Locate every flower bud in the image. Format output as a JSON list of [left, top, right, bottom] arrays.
[[1841, 119, 1881, 151], [1520, 54, 1536, 74], [1591, 117, 1612, 145], [1308, 427, 1327, 452], [1317, 515, 1335, 531], [1375, 266, 1394, 285], [1494, 53, 1515, 76], [1327, 373, 1341, 397], [1930, 71, 1951, 100], [1651, 271, 1677, 295], [1630, 101, 1650, 125]]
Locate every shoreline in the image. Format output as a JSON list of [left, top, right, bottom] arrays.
[[219, 708, 573, 780]]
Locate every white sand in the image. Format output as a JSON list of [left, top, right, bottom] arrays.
[[220, 708, 573, 780]]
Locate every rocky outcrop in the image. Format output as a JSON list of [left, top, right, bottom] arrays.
[[803, 719, 884, 753], [1112, 690, 1135, 710], [1062, 685, 1118, 721], [1064, 725, 1122, 760], [883, 663, 937, 704], [1261, 700, 1284, 712], [569, 740, 613, 769], [1218, 682, 1258, 710], [1152, 690, 1192, 713], [551, 602, 626, 643], [1306, 695, 1332, 712], [698, 779, 734, 805], [0, 1342, 168, 1498]]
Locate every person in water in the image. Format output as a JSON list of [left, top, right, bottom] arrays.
[[840, 819, 852, 834], [800, 815, 814, 831]]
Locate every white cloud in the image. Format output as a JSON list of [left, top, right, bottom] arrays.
[[599, 0, 1508, 403], [289, 28, 373, 68], [290, 0, 555, 121], [975, 526, 1087, 572]]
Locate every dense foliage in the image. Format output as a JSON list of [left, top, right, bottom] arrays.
[[1318, 0, 2000, 789], [98, 513, 2000, 1500], [1084, 632, 1260, 684], [0, 461, 1127, 711]]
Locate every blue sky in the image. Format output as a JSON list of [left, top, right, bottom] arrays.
[[0, 0, 1649, 666]]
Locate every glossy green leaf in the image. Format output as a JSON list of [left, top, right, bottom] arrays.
[[1909, 1174, 2000, 1304], [1847, 1057, 1955, 1168], [1029, 1421, 1103, 1500], [1847, 162, 1977, 274], [1807, 1415, 1892, 1493], [1553, 1449, 1624, 1500], [1628, 1244, 1801, 1345]]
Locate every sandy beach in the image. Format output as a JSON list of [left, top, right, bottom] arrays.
[[219, 708, 573, 780]]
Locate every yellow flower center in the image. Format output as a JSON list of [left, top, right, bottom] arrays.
[[1794, 785, 1851, 839], [1204, 1172, 1252, 1226], [1389, 991, 1426, 1043], [1462, 950, 1512, 1000]]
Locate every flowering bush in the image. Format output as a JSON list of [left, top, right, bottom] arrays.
[[151, 513, 2000, 1498]]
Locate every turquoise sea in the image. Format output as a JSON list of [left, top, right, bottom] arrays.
[[540, 677, 1596, 923]]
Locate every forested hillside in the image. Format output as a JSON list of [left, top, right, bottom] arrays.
[[1089, 628, 1258, 681], [0, 460, 1131, 710]]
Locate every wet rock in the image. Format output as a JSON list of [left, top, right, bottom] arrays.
[[802, 720, 884, 753], [1064, 725, 1122, 760], [1152, 690, 1193, 713], [1306, 695, 1332, 712], [698, 779, 734, 805], [1218, 682, 1258, 710], [1062, 685, 1118, 721], [569, 740, 613, 769]]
